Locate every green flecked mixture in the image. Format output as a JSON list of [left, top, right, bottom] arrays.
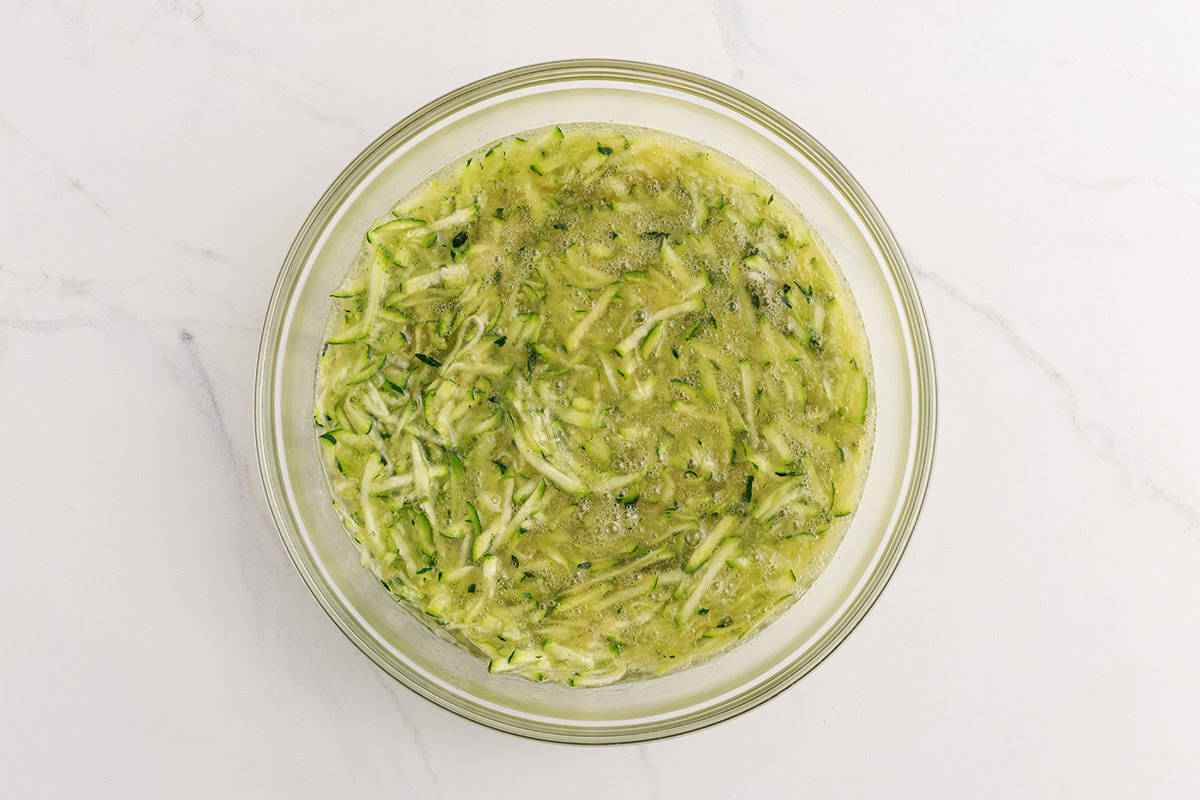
[[314, 124, 873, 686]]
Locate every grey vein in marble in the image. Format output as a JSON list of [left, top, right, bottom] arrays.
[[1046, 173, 1200, 210], [0, 316, 109, 333], [915, 267, 1200, 537], [638, 743, 663, 800], [162, 0, 206, 24], [177, 329, 234, 459], [705, 0, 772, 76], [170, 328, 281, 632], [371, 671, 445, 800], [173, 241, 243, 270], [0, 257, 258, 333], [0, 314, 258, 335], [0, 115, 129, 229], [1053, 57, 1197, 105], [1, 117, 244, 291], [147, 2, 371, 140], [173, 328, 256, 533]]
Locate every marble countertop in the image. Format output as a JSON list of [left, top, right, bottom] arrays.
[[3, 1, 1198, 796]]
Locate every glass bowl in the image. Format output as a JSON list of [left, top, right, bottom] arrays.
[[254, 59, 936, 743]]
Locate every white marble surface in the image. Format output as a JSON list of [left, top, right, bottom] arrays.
[[3, 1, 1198, 796]]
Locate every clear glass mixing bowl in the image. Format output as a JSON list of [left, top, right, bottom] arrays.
[[254, 60, 936, 743]]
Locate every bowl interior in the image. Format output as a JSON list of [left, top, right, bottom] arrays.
[[258, 63, 933, 742]]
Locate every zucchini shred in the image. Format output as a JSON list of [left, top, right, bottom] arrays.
[[314, 124, 873, 686]]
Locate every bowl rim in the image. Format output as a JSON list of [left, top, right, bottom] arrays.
[[254, 58, 937, 744]]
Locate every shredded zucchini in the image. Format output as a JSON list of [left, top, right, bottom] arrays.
[[315, 124, 873, 686]]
